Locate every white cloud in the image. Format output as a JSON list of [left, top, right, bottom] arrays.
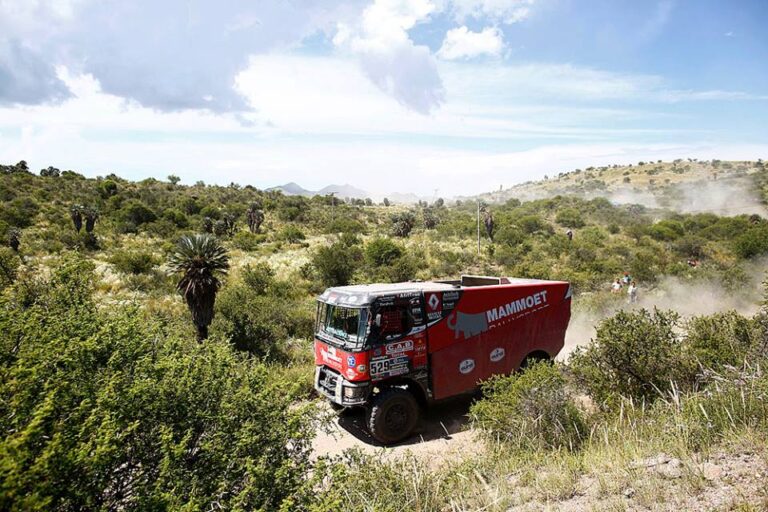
[[448, 0, 535, 24], [437, 26, 504, 60], [333, 0, 444, 114]]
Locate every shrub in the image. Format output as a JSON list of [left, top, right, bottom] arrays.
[[0, 247, 19, 290], [119, 200, 157, 226], [733, 225, 768, 258], [471, 362, 587, 451], [684, 312, 761, 370], [519, 215, 548, 234], [231, 231, 266, 251], [555, 208, 585, 229], [0, 257, 315, 511], [109, 250, 160, 275], [198, 205, 221, 220], [0, 197, 39, 228], [162, 208, 189, 228], [312, 241, 362, 287], [278, 225, 306, 243], [569, 309, 686, 407], [241, 263, 275, 295], [365, 237, 402, 266]]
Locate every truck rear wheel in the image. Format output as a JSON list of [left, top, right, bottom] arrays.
[[367, 388, 419, 445]]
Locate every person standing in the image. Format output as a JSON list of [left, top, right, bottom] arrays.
[[611, 279, 622, 293], [628, 281, 638, 304]]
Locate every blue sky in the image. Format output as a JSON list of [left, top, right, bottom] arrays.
[[0, 0, 766, 197]]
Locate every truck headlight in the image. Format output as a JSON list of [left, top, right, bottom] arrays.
[[343, 386, 365, 399]]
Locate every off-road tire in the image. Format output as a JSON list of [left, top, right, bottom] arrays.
[[366, 388, 419, 445]]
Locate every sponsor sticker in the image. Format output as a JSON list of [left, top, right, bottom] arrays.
[[427, 293, 441, 311], [443, 291, 460, 301], [321, 347, 342, 363], [459, 359, 475, 374], [385, 340, 414, 354], [357, 364, 367, 373], [490, 347, 505, 362], [345, 369, 356, 379], [347, 355, 356, 367]]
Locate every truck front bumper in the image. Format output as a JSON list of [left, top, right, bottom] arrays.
[[315, 366, 371, 406]]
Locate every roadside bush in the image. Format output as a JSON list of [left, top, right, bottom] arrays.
[[471, 362, 587, 451], [391, 211, 415, 237], [569, 308, 685, 407], [684, 312, 761, 370], [241, 263, 275, 295], [109, 249, 160, 275], [0, 256, 315, 511]]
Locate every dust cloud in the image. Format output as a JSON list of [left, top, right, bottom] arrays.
[[604, 176, 767, 217], [559, 264, 766, 360]]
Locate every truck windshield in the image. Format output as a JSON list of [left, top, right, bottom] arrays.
[[316, 302, 369, 349]]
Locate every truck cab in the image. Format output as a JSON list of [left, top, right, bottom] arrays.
[[313, 276, 572, 444]]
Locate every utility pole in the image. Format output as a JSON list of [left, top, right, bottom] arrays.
[[477, 199, 481, 255]]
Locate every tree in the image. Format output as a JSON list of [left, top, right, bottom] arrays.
[[246, 203, 265, 233], [167, 174, 181, 185], [39, 166, 60, 177], [83, 207, 99, 233], [383, 198, 390, 207], [391, 211, 415, 237], [168, 234, 230, 341], [70, 204, 83, 232], [8, 228, 20, 252], [483, 210, 495, 241], [423, 208, 438, 229]]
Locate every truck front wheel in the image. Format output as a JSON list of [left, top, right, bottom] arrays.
[[366, 388, 419, 445]]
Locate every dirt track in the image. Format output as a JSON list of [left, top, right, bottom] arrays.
[[312, 395, 483, 466]]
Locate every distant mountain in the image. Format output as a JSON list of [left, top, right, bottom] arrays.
[[266, 182, 312, 196], [266, 182, 433, 205], [317, 184, 370, 199]]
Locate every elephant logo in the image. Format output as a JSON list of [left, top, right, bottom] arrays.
[[446, 311, 489, 340]]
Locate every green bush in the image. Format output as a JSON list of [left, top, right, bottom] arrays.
[[241, 263, 275, 295], [0, 247, 19, 290], [364, 237, 402, 266], [231, 230, 266, 251], [119, 200, 157, 226], [471, 362, 587, 451], [0, 255, 315, 511], [312, 241, 362, 287], [162, 208, 189, 228], [0, 196, 39, 228], [277, 225, 306, 243], [555, 208, 585, 228], [684, 312, 762, 370], [569, 309, 686, 407], [733, 225, 768, 258], [109, 250, 160, 275]]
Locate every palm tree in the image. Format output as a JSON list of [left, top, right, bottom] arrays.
[[168, 234, 229, 341]]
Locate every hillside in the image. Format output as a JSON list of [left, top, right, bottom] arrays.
[[2, 159, 768, 510], [477, 159, 766, 216]]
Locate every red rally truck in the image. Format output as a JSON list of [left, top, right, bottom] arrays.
[[313, 275, 572, 444]]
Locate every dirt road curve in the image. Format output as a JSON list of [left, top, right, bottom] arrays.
[[312, 395, 483, 465]]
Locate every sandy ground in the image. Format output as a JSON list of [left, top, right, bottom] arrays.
[[312, 395, 484, 466]]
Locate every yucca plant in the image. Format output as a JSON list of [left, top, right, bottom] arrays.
[[8, 228, 21, 252], [168, 234, 229, 341], [83, 207, 99, 233], [246, 203, 264, 233], [70, 204, 83, 232]]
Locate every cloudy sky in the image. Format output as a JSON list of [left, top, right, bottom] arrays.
[[1, 0, 767, 196]]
